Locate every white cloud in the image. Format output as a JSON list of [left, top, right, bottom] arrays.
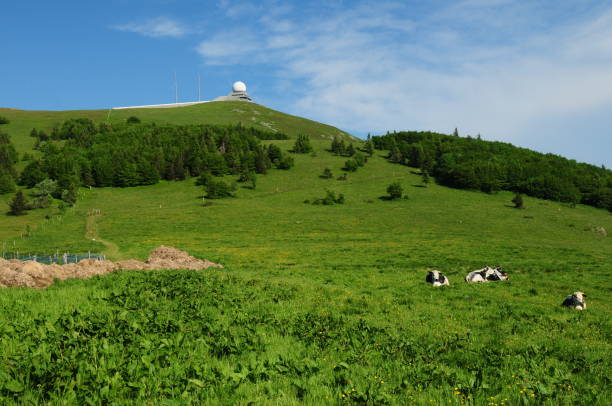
[[114, 17, 187, 38], [200, 1, 612, 165]]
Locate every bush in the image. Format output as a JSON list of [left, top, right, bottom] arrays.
[[310, 190, 345, 205], [275, 156, 294, 170], [126, 116, 141, 124], [61, 187, 78, 206], [205, 180, 237, 199], [320, 168, 333, 179], [353, 152, 366, 167], [0, 115, 9, 125], [386, 182, 403, 200], [0, 172, 16, 194], [344, 159, 358, 172]]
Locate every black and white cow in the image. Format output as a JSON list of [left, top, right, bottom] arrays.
[[562, 291, 587, 310], [464, 266, 509, 283], [487, 266, 509, 281], [425, 270, 450, 286]]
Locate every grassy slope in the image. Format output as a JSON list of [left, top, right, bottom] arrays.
[[0, 102, 353, 158], [0, 139, 610, 404]]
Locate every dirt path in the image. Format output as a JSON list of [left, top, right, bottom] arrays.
[[85, 212, 120, 260]]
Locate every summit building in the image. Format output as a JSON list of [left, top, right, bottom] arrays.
[[213, 81, 252, 102]]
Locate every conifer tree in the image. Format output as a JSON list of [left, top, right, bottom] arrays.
[[8, 190, 28, 215], [291, 134, 313, 153], [364, 140, 374, 156], [512, 192, 524, 209], [422, 169, 430, 186]]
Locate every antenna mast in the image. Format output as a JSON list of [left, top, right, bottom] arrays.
[[198, 72, 201, 102], [174, 71, 178, 104]]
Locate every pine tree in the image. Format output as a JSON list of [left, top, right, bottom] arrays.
[[512, 192, 524, 209], [8, 190, 28, 215], [291, 134, 313, 153], [364, 140, 374, 156], [422, 170, 430, 186]]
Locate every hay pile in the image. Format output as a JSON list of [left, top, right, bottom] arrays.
[[0, 246, 222, 289]]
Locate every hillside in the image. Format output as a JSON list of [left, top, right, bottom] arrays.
[[0, 115, 610, 403], [0, 101, 354, 155]]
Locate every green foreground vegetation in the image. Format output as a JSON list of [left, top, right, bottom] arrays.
[[0, 107, 610, 404]]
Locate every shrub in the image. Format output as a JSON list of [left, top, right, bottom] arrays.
[[126, 116, 141, 124], [353, 152, 366, 167], [0, 115, 9, 124], [0, 172, 16, 194], [61, 187, 78, 206], [320, 168, 333, 179], [275, 156, 294, 170], [205, 180, 237, 199], [311, 190, 345, 205], [386, 182, 403, 200], [344, 159, 358, 172]]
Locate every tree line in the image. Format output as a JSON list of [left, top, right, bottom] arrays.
[[19, 119, 294, 193], [0, 127, 18, 194], [372, 131, 612, 211]]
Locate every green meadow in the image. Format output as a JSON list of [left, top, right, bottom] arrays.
[[0, 108, 610, 404]]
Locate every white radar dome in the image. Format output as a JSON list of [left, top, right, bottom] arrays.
[[232, 81, 247, 92]]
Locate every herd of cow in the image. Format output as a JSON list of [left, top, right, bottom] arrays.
[[425, 267, 587, 310]]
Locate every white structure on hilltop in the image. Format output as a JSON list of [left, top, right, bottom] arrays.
[[112, 81, 251, 109], [213, 81, 252, 102]]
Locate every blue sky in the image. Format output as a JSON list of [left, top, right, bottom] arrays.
[[1, 0, 611, 167]]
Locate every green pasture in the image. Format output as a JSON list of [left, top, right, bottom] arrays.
[[0, 134, 610, 403]]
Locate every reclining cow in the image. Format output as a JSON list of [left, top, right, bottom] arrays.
[[562, 291, 586, 310], [465, 266, 509, 283], [487, 266, 509, 281], [426, 270, 449, 287]]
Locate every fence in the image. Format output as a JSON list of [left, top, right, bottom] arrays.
[[1, 252, 106, 265]]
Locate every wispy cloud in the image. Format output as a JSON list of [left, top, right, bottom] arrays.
[[197, 0, 612, 165], [114, 17, 187, 38]]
